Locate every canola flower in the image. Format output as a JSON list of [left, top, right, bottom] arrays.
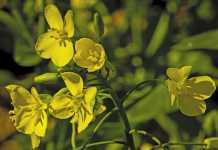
[[35, 4, 74, 67], [49, 72, 105, 133], [204, 137, 218, 149], [6, 85, 48, 148], [166, 66, 216, 116], [74, 38, 106, 72]]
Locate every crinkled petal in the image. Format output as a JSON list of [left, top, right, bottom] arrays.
[[6, 85, 37, 106], [34, 110, 47, 137], [61, 72, 83, 96], [64, 10, 74, 38], [87, 44, 106, 72], [44, 4, 63, 30], [178, 94, 206, 116], [51, 40, 74, 67], [167, 66, 192, 82], [186, 76, 216, 100], [84, 87, 97, 113], [31, 134, 41, 149], [49, 95, 79, 119]]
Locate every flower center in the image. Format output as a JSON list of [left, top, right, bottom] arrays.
[[87, 50, 100, 63]]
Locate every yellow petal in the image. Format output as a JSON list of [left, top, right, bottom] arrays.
[[6, 85, 37, 106], [35, 31, 59, 59], [84, 87, 97, 113], [178, 94, 206, 116], [64, 10, 74, 38], [51, 40, 74, 67], [34, 111, 47, 137], [61, 72, 83, 96], [167, 66, 192, 82], [74, 38, 96, 68], [13, 108, 36, 134], [75, 38, 96, 53], [31, 87, 42, 103], [87, 44, 106, 72], [44, 4, 63, 30], [31, 134, 41, 149], [94, 104, 106, 116], [186, 76, 216, 100], [75, 108, 93, 133], [49, 95, 79, 119]]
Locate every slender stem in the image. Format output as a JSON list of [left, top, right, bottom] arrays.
[[97, 72, 136, 150], [152, 142, 207, 149], [81, 107, 118, 149], [78, 140, 126, 150], [121, 79, 158, 104], [129, 129, 161, 145], [110, 92, 136, 150], [71, 123, 77, 150]]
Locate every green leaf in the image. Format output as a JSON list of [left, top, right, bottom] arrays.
[[145, 12, 170, 57], [171, 30, 218, 51], [127, 84, 172, 126], [14, 39, 41, 66]]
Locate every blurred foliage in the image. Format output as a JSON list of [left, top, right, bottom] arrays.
[[0, 0, 218, 150]]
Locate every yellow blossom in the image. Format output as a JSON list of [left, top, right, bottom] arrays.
[[6, 85, 48, 148], [204, 137, 218, 149], [35, 4, 74, 67], [74, 38, 106, 72], [49, 72, 105, 133], [166, 66, 216, 116]]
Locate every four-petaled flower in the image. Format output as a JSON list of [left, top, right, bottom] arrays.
[[166, 66, 216, 116], [35, 4, 74, 67], [6, 85, 48, 148], [49, 72, 105, 133]]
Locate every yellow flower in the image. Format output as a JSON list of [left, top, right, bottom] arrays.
[[74, 38, 106, 72], [140, 143, 153, 150], [35, 4, 74, 67], [204, 137, 218, 149], [166, 66, 216, 116], [6, 85, 48, 148], [49, 72, 105, 133]]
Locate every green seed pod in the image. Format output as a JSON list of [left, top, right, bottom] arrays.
[[34, 73, 58, 83], [94, 12, 104, 39]]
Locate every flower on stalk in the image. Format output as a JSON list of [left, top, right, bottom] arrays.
[[49, 72, 105, 133], [6, 85, 48, 148], [165, 66, 216, 116], [35, 4, 74, 67], [74, 38, 106, 72]]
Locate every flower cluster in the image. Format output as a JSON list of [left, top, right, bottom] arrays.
[[6, 4, 106, 148], [35, 4, 105, 72]]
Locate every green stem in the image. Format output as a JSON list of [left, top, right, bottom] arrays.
[[121, 79, 158, 104], [81, 107, 118, 149], [97, 73, 136, 150], [71, 123, 77, 150], [78, 140, 126, 150], [152, 142, 207, 149], [111, 93, 136, 150], [129, 129, 161, 145]]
